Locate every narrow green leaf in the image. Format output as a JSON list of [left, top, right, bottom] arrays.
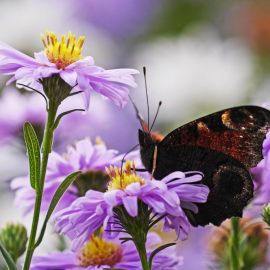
[[34, 171, 81, 248], [149, 242, 176, 269], [23, 122, 41, 191], [0, 241, 17, 270], [52, 109, 85, 130]]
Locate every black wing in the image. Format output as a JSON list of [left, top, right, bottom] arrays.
[[153, 144, 253, 226]]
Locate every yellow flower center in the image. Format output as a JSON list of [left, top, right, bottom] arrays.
[[41, 31, 85, 69], [78, 235, 122, 267], [106, 160, 144, 191]]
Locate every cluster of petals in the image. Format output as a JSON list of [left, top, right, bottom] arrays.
[[0, 39, 138, 109], [54, 170, 209, 251], [31, 232, 182, 270], [11, 137, 140, 215]]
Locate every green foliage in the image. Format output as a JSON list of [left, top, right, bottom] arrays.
[[212, 218, 267, 270], [142, 0, 212, 40], [262, 203, 270, 226], [34, 171, 81, 248], [0, 242, 17, 270], [23, 122, 41, 192]]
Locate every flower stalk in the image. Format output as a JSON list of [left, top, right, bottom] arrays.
[[229, 217, 241, 270], [114, 202, 151, 270], [23, 100, 58, 270]]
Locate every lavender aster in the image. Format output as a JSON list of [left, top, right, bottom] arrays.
[[11, 137, 138, 215], [0, 88, 46, 143], [54, 161, 209, 251], [250, 131, 270, 207], [30, 232, 182, 270], [0, 31, 138, 109]]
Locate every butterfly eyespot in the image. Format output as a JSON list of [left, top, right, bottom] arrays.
[[212, 163, 253, 203]]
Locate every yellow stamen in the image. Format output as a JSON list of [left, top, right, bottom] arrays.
[[78, 235, 122, 267], [107, 160, 144, 191], [95, 136, 105, 145], [41, 31, 85, 69]]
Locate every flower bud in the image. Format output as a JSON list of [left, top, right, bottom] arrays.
[[262, 203, 270, 226], [0, 223, 28, 261], [209, 218, 268, 269]]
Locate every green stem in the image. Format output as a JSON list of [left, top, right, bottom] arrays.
[[23, 102, 58, 270], [230, 217, 241, 270], [135, 240, 150, 270]]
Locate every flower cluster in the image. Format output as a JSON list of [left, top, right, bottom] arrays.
[[11, 137, 140, 215], [54, 161, 209, 250], [31, 232, 182, 270]]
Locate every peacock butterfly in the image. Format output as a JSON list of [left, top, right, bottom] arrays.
[[135, 69, 270, 226]]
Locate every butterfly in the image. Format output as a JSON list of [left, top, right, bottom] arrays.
[[134, 69, 270, 226]]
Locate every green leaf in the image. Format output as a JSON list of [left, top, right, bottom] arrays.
[[149, 242, 176, 269], [34, 171, 81, 248], [23, 122, 41, 191], [52, 109, 85, 130], [0, 241, 17, 270]]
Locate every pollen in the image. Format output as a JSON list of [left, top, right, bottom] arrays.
[[77, 235, 122, 267], [41, 31, 85, 69], [106, 160, 144, 191]]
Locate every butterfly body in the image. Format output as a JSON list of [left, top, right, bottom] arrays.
[[139, 106, 270, 226]]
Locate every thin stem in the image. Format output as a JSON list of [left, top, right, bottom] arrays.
[[23, 102, 58, 270], [134, 240, 150, 270], [229, 217, 241, 270]]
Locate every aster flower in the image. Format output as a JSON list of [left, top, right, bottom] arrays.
[[250, 130, 270, 207], [11, 137, 141, 215], [54, 161, 209, 251], [70, 0, 162, 39], [0, 31, 138, 109], [30, 232, 182, 270], [0, 88, 46, 143]]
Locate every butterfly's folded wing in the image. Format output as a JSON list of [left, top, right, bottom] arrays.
[[153, 106, 270, 226], [160, 106, 270, 168], [154, 144, 253, 226]]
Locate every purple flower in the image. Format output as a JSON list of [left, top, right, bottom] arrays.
[[0, 31, 138, 109], [0, 88, 46, 143], [250, 131, 270, 207], [69, 0, 162, 39], [11, 138, 139, 215], [54, 162, 209, 250], [30, 232, 182, 270]]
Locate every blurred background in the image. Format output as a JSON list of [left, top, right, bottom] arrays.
[[1, 0, 270, 269]]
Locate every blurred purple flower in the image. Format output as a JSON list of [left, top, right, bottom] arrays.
[[31, 232, 182, 270], [250, 131, 270, 207], [70, 0, 161, 39], [11, 138, 140, 215], [0, 88, 46, 143], [54, 165, 209, 251], [0, 32, 138, 109], [0, 88, 138, 152]]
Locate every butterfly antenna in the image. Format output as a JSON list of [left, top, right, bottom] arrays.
[[143, 66, 150, 132], [150, 101, 162, 132], [129, 95, 145, 130], [120, 143, 139, 176]]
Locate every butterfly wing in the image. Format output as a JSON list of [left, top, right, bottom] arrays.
[[160, 106, 270, 168], [153, 144, 253, 226], [146, 106, 270, 226]]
